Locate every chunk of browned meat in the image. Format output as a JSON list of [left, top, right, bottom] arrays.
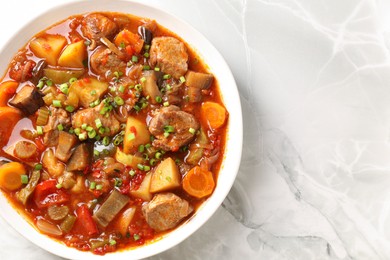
[[149, 37, 188, 79], [72, 103, 121, 137], [93, 189, 129, 227], [43, 130, 59, 147], [148, 105, 200, 151], [43, 108, 71, 133], [66, 143, 91, 172], [90, 46, 126, 77], [55, 131, 78, 162], [81, 13, 118, 44], [9, 85, 43, 115], [142, 192, 193, 232]]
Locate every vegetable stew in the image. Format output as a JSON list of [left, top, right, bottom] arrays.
[[0, 12, 228, 255]]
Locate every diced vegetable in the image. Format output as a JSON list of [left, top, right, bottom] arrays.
[[31, 60, 47, 85], [0, 107, 21, 147], [182, 166, 215, 198], [66, 143, 91, 172], [0, 162, 26, 191], [130, 172, 153, 201], [36, 107, 50, 126], [0, 81, 18, 106], [201, 101, 227, 129], [43, 130, 59, 147], [29, 34, 67, 66], [141, 71, 162, 104], [116, 206, 136, 235], [16, 170, 40, 205], [55, 131, 78, 162], [185, 71, 213, 103], [100, 36, 125, 59], [9, 85, 43, 115], [75, 204, 98, 236], [92, 189, 130, 227], [67, 78, 108, 108], [58, 41, 87, 68], [59, 214, 76, 233], [42, 93, 55, 106], [33, 179, 70, 208], [58, 171, 77, 189], [43, 68, 84, 84], [14, 141, 37, 160], [42, 149, 65, 177], [115, 148, 144, 168], [114, 29, 144, 54], [123, 117, 150, 154], [150, 157, 181, 193], [185, 128, 209, 165], [48, 205, 69, 221], [36, 218, 63, 236]]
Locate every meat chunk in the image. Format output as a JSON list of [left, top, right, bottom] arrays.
[[149, 37, 188, 79], [66, 143, 92, 172], [148, 105, 200, 151], [43, 108, 71, 133], [9, 85, 43, 115], [72, 103, 121, 137], [142, 192, 193, 232], [43, 130, 59, 147], [93, 189, 129, 227], [81, 13, 118, 44], [90, 46, 126, 77]]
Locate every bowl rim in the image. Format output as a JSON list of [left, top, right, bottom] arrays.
[[0, 0, 243, 259]]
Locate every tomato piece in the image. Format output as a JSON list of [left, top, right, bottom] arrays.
[[33, 179, 70, 208], [75, 204, 98, 236]]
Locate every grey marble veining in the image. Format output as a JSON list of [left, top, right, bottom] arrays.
[[1, 0, 390, 259]]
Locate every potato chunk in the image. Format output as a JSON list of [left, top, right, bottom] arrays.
[[130, 172, 153, 201], [150, 157, 181, 193], [30, 34, 67, 66], [58, 41, 87, 68], [123, 117, 150, 154]]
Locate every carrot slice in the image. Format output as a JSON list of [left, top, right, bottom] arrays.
[[183, 166, 215, 199], [0, 107, 22, 147], [201, 101, 227, 130], [0, 81, 19, 106], [0, 162, 26, 191]]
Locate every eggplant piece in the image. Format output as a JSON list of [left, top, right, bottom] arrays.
[[55, 131, 78, 162], [43, 130, 59, 147], [16, 170, 40, 205], [138, 26, 153, 45], [92, 189, 129, 227], [185, 128, 209, 165], [185, 71, 213, 103], [31, 60, 47, 85], [141, 70, 162, 104], [9, 85, 44, 115], [66, 143, 92, 172]]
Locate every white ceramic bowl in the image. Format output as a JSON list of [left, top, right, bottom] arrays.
[[0, 0, 243, 259]]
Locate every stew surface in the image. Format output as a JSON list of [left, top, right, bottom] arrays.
[[0, 12, 227, 255]]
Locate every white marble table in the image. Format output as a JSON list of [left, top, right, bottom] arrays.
[[1, 0, 390, 259]]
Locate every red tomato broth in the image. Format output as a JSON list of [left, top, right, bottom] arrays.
[[0, 11, 228, 255]]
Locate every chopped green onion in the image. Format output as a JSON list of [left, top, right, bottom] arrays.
[[137, 164, 144, 170], [95, 119, 102, 129], [129, 170, 135, 177], [163, 74, 171, 80], [140, 77, 146, 83], [134, 84, 142, 91], [118, 85, 125, 93], [138, 145, 145, 153], [94, 150, 100, 157], [166, 84, 172, 91], [155, 152, 162, 159], [109, 239, 117, 246], [143, 52, 149, 58], [52, 100, 62, 108], [102, 136, 110, 146], [81, 123, 87, 130], [163, 101, 169, 107], [89, 181, 96, 190], [164, 125, 174, 133], [74, 128, 81, 136], [144, 44, 150, 50], [180, 76, 186, 83], [114, 96, 124, 106], [143, 165, 150, 171], [132, 55, 138, 62], [56, 183, 63, 189], [69, 77, 77, 84], [114, 178, 123, 187], [113, 135, 124, 146], [65, 105, 75, 113], [86, 126, 94, 132], [46, 80, 53, 86], [90, 90, 96, 96], [128, 133, 135, 141], [145, 143, 151, 149], [189, 127, 196, 134], [163, 132, 170, 138], [79, 132, 87, 141], [34, 164, 43, 171], [84, 40, 91, 46], [120, 42, 125, 49], [155, 96, 162, 103], [21, 175, 29, 184], [96, 184, 103, 190], [68, 128, 74, 134], [143, 65, 150, 70], [99, 127, 105, 135], [133, 234, 140, 241], [57, 124, 64, 131], [154, 67, 160, 72], [88, 130, 97, 139], [37, 126, 43, 135], [59, 83, 69, 94], [37, 81, 44, 89], [149, 159, 156, 166]]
